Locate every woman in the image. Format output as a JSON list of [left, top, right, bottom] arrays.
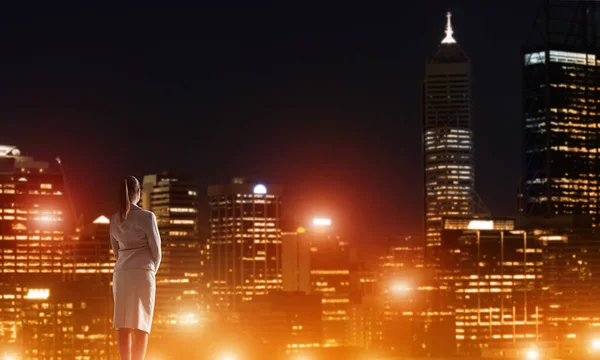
[[110, 176, 161, 360]]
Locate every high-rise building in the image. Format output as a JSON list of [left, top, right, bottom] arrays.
[[440, 217, 543, 358], [63, 215, 115, 359], [282, 228, 311, 293], [372, 240, 454, 358], [423, 13, 475, 255], [512, 215, 600, 358], [0, 145, 71, 356], [238, 291, 322, 357], [141, 172, 202, 333], [522, 1, 600, 225], [282, 219, 351, 347], [207, 178, 283, 311]]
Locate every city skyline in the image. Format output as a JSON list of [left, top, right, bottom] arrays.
[[0, 1, 540, 238], [3, 2, 600, 359]]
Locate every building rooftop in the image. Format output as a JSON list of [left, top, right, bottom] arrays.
[[0, 145, 21, 157], [430, 11, 469, 64]]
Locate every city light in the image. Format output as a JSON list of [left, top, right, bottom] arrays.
[[525, 347, 539, 360], [390, 281, 411, 295], [253, 184, 267, 194], [293, 355, 310, 360], [591, 338, 600, 352], [4, 355, 17, 360], [24, 289, 50, 300], [467, 220, 494, 230], [312, 218, 332, 227], [92, 215, 110, 224], [0, 145, 19, 157], [441, 11, 456, 44], [220, 354, 237, 360], [178, 312, 200, 325], [539, 235, 567, 241]]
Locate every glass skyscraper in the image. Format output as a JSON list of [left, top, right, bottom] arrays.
[[141, 172, 202, 333], [0, 145, 71, 358], [207, 178, 283, 311], [522, 4, 600, 225], [423, 13, 474, 254]]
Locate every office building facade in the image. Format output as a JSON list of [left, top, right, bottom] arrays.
[[238, 291, 322, 356], [141, 172, 202, 331], [282, 220, 352, 347], [423, 13, 475, 254], [441, 218, 543, 358], [208, 178, 283, 311], [515, 216, 600, 357], [522, 1, 600, 226], [0, 145, 71, 357]]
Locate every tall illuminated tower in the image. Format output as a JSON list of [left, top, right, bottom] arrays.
[[207, 178, 283, 311], [141, 172, 202, 332], [0, 145, 71, 357], [522, 2, 600, 225], [423, 12, 474, 256]]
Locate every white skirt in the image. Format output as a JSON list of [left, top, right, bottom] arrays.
[[112, 269, 156, 333]]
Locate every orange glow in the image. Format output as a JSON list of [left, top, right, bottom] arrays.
[[312, 218, 331, 226], [92, 215, 110, 224], [24, 288, 50, 300], [390, 282, 411, 295], [525, 347, 539, 360], [592, 338, 600, 351]]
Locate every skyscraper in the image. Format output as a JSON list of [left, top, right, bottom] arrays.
[[64, 215, 115, 359], [282, 219, 352, 347], [207, 178, 283, 311], [522, 2, 600, 225], [423, 13, 475, 255], [440, 218, 542, 358], [0, 145, 71, 357], [141, 172, 202, 333]]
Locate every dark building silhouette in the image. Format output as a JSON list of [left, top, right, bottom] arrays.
[[282, 219, 352, 347], [238, 291, 322, 357], [141, 172, 203, 334], [522, 1, 600, 226]]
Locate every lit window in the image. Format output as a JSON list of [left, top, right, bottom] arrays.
[[170, 219, 195, 225], [40, 184, 52, 190], [170, 208, 198, 213]]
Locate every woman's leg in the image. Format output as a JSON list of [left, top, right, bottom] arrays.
[[117, 328, 133, 360], [132, 329, 149, 360]]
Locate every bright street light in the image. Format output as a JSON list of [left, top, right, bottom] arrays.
[[591, 338, 600, 352], [390, 282, 411, 295], [525, 348, 539, 360], [221, 354, 237, 360]]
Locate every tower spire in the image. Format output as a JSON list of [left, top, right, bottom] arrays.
[[441, 11, 456, 44]]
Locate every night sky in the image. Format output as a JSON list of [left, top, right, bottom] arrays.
[[0, 1, 540, 238]]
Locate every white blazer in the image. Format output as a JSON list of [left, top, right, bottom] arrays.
[[110, 204, 162, 273]]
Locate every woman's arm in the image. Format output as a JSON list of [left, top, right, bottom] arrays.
[[147, 213, 162, 272], [110, 233, 120, 261]]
